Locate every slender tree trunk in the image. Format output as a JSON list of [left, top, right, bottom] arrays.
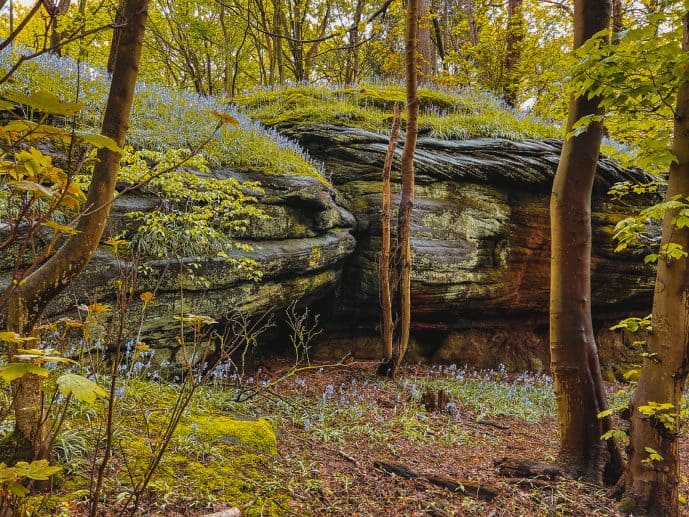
[[549, 0, 622, 483], [378, 107, 401, 371], [620, 14, 689, 517], [463, 0, 478, 46], [273, 0, 285, 84], [344, 0, 364, 85], [107, 0, 126, 74], [219, 4, 232, 94], [46, 0, 71, 54], [230, 6, 252, 98], [504, 0, 524, 108], [417, 0, 433, 77], [6, 0, 150, 459], [612, 0, 623, 36], [304, 4, 330, 77], [390, 0, 419, 378], [430, 5, 445, 69]]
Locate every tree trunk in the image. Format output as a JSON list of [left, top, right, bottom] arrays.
[[612, 0, 623, 36], [417, 0, 433, 78], [390, 0, 419, 378], [463, 0, 478, 46], [430, 4, 445, 69], [620, 14, 689, 517], [549, 0, 622, 484], [107, 0, 126, 74], [344, 0, 364, 84], [274, 0, 285, 84], [503, 0, 524, 108], [219, 4, 232, 94], [6, 0, 150, 459], [379, 107, 401, 371], [45, 0, 71, 54]]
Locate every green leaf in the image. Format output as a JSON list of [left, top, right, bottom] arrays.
[[0, 100, 15, 111], [74, 131, 122, 152], [12, 460, 61, 481], [56, 374, 108, 405], [0, 332, 36, 344], [10, 180, 56, 198], [643, 446, 664, 463], [601, 429, 627, 441], [6, 482, 29, 497], [0, 363, 49, 382], [2, 90, 83, 116], [44, 220, 80, 235], [597, 408, 614, 419]]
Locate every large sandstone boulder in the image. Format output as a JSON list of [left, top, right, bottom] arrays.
[[0, 123, 657, 371], [276, 124, 657, 370], [0, 168, 356, 365]]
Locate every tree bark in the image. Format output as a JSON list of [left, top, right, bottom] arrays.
[[107, 0, 126, 74], [6, 0, 150, 459], [417, 0, 433, 78], [549, 0, 622, 483], [611, 0, 623, 36], [344, 0, 364, 84], [391, 0, 419, 378], [430, 4, 445, 68], [620, 13, 689, 517], [379, 107, 400, 369], [463, 0, 478, 46], [503, 0, 524, 107]]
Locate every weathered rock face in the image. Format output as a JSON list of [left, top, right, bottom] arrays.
[[1, 124, 657, 371], [276, 124, 657, 370], [0, 169, 356, 364]]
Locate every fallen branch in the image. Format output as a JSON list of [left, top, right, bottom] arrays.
[[374, 461, 498, 501], [475, 417, 510, 430], [494, 456, 568, 480]]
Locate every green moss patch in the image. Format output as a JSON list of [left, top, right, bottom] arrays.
[[236, 84, 560, 141], [177, 415, 278, 454]]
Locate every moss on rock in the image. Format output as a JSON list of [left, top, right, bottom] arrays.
[[236, 84, 559, 141], [177, 415, 278, 454]]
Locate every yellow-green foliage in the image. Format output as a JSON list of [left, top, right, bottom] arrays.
[[116, 148, 267, 271], [35, 378, 284, 515], [120, 387, 282, 514], [0, 50, 325, 182], [177, 415, 278, 454], [145, 417, 281, 515], [236, 84, 560, 141]]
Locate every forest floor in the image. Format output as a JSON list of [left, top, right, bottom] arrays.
[[50, 359, 689, 516], [260, 360, 634, 517]]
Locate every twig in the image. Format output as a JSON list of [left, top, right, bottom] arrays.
[[337, 449, 361, 467]]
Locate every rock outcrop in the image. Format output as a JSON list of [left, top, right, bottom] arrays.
[[0, 169, 356, 365], [1, 124, 657, 371], [276, 124, 657, 370]]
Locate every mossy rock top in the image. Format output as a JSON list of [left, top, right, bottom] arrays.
[[235, 84, 560, 142], [3, 49, 325, 182]]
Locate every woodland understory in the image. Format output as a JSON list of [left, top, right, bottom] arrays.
[[2, 0, 689, 515]]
